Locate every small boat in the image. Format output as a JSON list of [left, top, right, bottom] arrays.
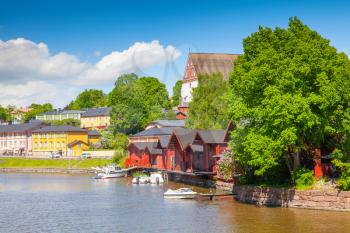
[[150, 172, 164, 184], [163, 188, 198, 199], [132, 176, 151, 184], [94, 164, 127, 179]]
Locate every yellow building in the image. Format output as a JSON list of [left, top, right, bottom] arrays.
[[81, 107, 111, 130], [32, 125, 89, 157], [88, 130, 102, 145]]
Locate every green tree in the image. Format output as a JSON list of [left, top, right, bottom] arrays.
[[108, 74, 170, 134], [229, 17, 350, 180], [186, 73, 230, 129], [68, 89, 107, 110], [0, 106, 11, 122], [23, 103, 53, 122], [172, 80, 182, 107]]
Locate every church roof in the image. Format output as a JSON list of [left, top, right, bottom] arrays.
[[188, 53, 240, 80]]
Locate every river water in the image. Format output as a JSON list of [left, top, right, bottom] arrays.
[[0, 173, 350, 233]]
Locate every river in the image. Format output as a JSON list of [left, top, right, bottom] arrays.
[[0, 173, 349, 233]]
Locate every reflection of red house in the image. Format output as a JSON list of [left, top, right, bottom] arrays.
[[126, 123, 234, 175]]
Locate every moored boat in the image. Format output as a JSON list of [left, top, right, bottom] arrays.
[[150, 172, 164, 184], [94, 164, 127, 179], [163, 188, 198, 199]]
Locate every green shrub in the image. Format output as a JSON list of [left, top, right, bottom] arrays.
[[293, 167, 314, 190], [332, 150, 350, 191], [111, 149, 127, 167]]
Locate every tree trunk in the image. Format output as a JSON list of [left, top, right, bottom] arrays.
[[293, 151, 300, 171]]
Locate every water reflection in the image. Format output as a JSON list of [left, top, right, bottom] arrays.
[[0, 173, 350, 233]]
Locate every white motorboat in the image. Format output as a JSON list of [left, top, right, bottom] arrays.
[[94, 164, 127, 179], [150, 172, 164, 184], [163, 188, 198, 199], [132, 176, 151, 184]]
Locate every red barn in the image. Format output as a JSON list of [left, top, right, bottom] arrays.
[[126, 122, 234, 175]]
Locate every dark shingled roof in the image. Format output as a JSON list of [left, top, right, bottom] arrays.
[[159, 135, 171, 148], [88, 130, 102, 137], [131, 127, 179, 137], [130, 142, 157, 150], [33, 125, 87, 133], [189, 53, 240, 81], [0, 121, 46, 133], [173, 128, 197, 149], [198, 130, 226, 143], [147, 120, 185, 128], [81, 107, 111, 117]]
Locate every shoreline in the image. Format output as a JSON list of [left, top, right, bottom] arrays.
[[0, 167, 94, 174]]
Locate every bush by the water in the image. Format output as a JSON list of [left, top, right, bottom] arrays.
[[112, 149, 127, 168], [293, 168, 314, 190]]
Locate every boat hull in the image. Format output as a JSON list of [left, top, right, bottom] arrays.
[[95, 172, 126, 179], [163, 193, 197, 199]]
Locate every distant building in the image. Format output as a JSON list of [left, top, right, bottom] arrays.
[[32, 125, 88, 157], [11, 106, 32, 123], [88, 130, 102, 145], [80, 107, 111, 129], [0, 121, 48, 155], [145, 120, 185, 130], [36, 109, 85, 121], [179, 53, 240, 117]]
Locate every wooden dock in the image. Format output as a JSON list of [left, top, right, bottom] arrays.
[[199, 193, 236, 200]]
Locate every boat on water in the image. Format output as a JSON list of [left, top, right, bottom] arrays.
[[94, 164, 127, 179], [132, 172, 164, 184], [150, 172, 164, 184], [163, 188, 198, 199], [132, 176, 151, 184]]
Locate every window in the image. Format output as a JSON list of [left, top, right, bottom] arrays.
[[50, 142, 53, 149], [57, 142, 60, 148]]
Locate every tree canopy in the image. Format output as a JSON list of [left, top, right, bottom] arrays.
[[68, 89, 107, 110], [186, 73, 230, 129], [23, 103, 53, 122], [108, 73, 170, 134], [172, 80, 182, 107], [229, 17, 350, 177], [0, 106, 11, 122]]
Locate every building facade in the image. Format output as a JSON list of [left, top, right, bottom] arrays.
[[126, 123, 234, 175], [32, 125, 88, 157], [80, 107, 111, 129], [36, 109, 85, 121], [0, 121, 48, 155]]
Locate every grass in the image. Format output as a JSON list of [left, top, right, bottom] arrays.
[[0, 157, 112, 169]]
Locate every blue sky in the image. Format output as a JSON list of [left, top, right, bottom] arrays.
[[0, 0, 349, 107]]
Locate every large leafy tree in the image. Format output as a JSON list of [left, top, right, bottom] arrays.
[[186, 73, 230, 129], [229, 17, 350, 177], [172, 80, 182, 107], [108, 74, 170, 134], [68, 89, 107, 110], [0, 106, 11, 122], [23, 103, 53, 122]]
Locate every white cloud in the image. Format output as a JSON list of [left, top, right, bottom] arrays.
[[0, 81, 78, 107], [0, 38, 181, 107], [79, 40, 181, 84]]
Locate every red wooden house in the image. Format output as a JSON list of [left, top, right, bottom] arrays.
[[126, 123, 234, 175]]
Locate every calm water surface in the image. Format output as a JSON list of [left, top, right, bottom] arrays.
[[0, 173, 350, 233]]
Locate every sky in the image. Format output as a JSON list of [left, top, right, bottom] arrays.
[[0, 0, 349, 108]]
